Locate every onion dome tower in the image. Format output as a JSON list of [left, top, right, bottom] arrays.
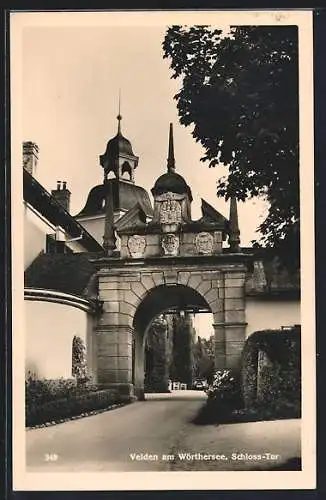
[[76, 112, 153, 244], [151, 123, 192, 232], [100, 112, 139, 184]]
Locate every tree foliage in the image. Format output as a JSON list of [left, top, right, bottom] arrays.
[[170, 314, 194, 386], [163, 25, 299, 267], [145, 315, 169, 392], [72, 335, 87, 380], [193, 335, 215, 381]]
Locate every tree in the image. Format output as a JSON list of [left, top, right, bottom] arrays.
[[192, 335, 215, 382], [72, 335, 87, 381], [144, 315, 170, 392], [169, 314, 193, 386], [163, 25, 299, 267]]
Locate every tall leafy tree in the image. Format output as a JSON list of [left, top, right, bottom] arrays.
[[144, 315, 170, 392], [170, 314, 194, 386], [163, 25, 299, 267], [192, 335, 215, 382]]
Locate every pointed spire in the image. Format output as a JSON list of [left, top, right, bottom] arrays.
[[102, 180, 116, 256], [167, 123, 176, 173], [229, 196, 241, 252], [117, 88, 122, 134]]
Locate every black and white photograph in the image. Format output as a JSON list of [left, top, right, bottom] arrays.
[[11, 9, 315, 490]]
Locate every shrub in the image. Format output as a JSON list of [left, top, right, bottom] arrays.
[[25, 375, 98, 407], [26, 389, 122, 427], [72, 335, 87, 380], [241, 326, 301, 417], [206, 369, 244, 416]]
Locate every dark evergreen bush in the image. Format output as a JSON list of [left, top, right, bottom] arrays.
[[241, 326, 301, 417], [25, 375, 97, 407], [25, 375, 122, 426], [26, 388, 122, 427], [206, 369, 243, 414]]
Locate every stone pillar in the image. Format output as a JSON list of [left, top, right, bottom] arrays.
[[213, 323, 226, 370], [212, 269, 247, 372], [96, 273, 136, 400], [223, 271, 247, 372], [95, 324, 134, 400], [133, 329, 145, 400], [86, 314, 97, 379]]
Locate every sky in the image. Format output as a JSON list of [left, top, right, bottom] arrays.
[[11, 13, 316, 491], [20, 18, 269, 247]]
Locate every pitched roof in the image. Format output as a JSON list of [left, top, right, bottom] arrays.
[[24, 169, 103, 252], [245, 250, 300, 298], [24, 252, 101, 298]]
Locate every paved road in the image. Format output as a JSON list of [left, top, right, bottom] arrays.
[[26, 391, 301, 472]]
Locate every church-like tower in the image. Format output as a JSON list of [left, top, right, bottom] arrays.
[[99, 113, 139, 184], [75, 114, 153, 245], [151, 123, 192, 233]]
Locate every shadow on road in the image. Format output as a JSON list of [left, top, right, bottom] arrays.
[[190, 403, 300, 426]]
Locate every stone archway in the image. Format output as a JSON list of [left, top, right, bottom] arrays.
[[93, 257, 248, 400], [132, 283, 212, 400]]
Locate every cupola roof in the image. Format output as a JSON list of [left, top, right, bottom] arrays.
[[76, 178, 153, 219], [151, 123, 193, 201], [151, 172, 193, 201]]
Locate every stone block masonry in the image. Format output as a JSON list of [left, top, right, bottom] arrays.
[[94, 260, 248, 399]]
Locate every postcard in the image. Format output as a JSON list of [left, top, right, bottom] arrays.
[[10, 9, 315, 491]]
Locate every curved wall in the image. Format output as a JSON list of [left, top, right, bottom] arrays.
[[25, 298, 95, 379]]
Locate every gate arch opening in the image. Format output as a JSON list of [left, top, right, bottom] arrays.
[[132, 284, 212, 400]]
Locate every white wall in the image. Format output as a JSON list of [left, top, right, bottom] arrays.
[[77, 214, 121, 249], [24, 203, 55, 269], [24, 203, 90, 269], [245, 298, 300, 337], [25, 299, 94, 379], [76, 215, 105, 245]]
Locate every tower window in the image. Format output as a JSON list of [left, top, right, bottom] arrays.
[[121, 161, 132, 181]]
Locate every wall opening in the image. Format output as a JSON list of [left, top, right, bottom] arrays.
[[132, 284, 212, 400]]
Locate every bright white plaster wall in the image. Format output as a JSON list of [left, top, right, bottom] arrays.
[[24, 203, 55, 269], [245, 298, 300, 337], [24, 203, 91, 269], [25, 299, 92, 379], [76, 215, 105, 245], [77, 214, 121, 249]]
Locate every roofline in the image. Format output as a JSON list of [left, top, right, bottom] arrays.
[[24, 288, 98, 314], [23, 169, 103, 252], [75, 178, 154, 219]]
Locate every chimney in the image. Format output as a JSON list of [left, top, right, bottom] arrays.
[[51, 180, 71, 212], [23, 141, 39, 176]]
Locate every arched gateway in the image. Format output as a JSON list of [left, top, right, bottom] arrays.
[[91, 123, 251, 400]]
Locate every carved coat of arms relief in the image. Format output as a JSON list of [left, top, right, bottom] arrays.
[[194, 232, 214, 255], [127, 234, 146, 258], [161, 233, 180, 256]]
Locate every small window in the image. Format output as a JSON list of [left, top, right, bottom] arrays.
[[46, 234, 71, 254], [121, 161, 132, 181]]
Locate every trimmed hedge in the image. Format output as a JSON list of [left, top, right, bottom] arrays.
[[25, 376, 99, 404], [241, 326, 301, 417], [26, 388, 122, 427], [25, 376, 123, 426]]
